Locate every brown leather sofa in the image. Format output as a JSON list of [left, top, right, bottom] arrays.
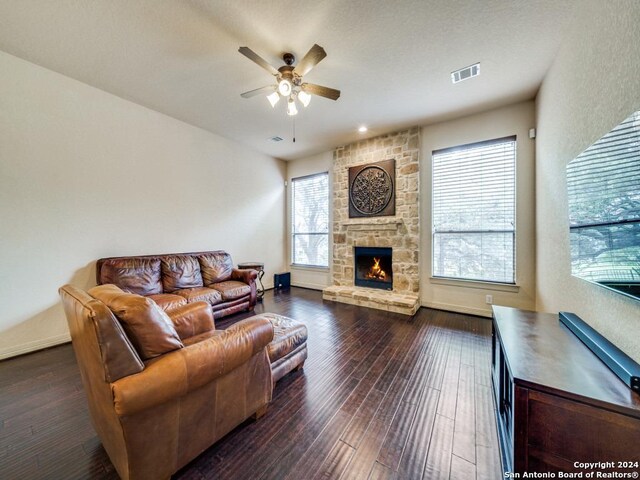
[[96, 251, 257, 320], [59, 283, 274, 480]]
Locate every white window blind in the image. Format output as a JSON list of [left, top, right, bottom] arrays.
[[432, 136, 516, 283], [292, 172, 329, 267]]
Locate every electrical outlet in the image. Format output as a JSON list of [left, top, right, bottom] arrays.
[[485, 294, 493, 304]]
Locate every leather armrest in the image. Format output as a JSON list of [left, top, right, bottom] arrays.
[[167, 301, 214, 340], [231, 268, 257, 284], [111, 316, 274, 416]]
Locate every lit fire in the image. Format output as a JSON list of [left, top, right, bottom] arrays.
[[366, 257, 386, 280]]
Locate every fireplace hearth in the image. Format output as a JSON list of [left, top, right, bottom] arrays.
[[354, 247, 392, 290]]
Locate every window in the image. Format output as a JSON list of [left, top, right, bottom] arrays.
[[432, 136, 516, 284], [291, 172, 329, 267]]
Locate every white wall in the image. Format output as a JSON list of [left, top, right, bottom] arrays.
[[536, 0, 640, 362], [420, 102, 537, 317], [286, 151, 333, 290], [0, 51, 286, 359]]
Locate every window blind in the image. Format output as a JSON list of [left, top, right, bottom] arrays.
[[568, 111, 640, 285], [292, 172, 329, 267], [432, 136, 516, 283]]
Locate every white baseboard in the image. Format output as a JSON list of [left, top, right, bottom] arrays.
[[422, 300, 492, 318], [0, 332, 71, 360], [291, 281, 328, 291]]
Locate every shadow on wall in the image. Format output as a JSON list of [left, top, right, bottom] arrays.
[[0, 261, 97, 359], [69, 260, 98, 291]]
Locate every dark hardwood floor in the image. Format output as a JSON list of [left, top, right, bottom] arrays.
[[0, 287, 503, 479]]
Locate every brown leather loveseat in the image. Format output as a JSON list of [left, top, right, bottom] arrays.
[[59, 283, 274, 480], [96, 251, 257, 320]]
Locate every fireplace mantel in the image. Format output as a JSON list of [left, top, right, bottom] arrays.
[[341, 218, 403, 231]]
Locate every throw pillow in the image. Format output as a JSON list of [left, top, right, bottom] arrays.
[[89, 284, 184, 360]]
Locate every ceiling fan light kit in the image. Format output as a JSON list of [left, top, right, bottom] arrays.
[[298, 90, 311, 107], [278, 78, 292, 96], [239, 44, 340, 116], [267, 90, 280, 107], [287, 97, 298, 116]]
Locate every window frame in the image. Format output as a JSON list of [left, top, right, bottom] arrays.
[[431, 135, 517, 285], [290, 171, 330, 268]]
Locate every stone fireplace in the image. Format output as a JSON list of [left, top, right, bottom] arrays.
[[323, 127, 420, 315]]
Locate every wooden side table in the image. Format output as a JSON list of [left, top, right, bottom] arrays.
[[237, 262, 265, 301]]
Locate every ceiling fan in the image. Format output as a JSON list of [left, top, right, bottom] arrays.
[[238, 44, 341, 116]]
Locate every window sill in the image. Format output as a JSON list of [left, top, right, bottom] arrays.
[[429, 277, 520, 293], [291, 264, 330, 272]]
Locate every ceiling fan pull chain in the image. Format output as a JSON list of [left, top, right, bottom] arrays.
[[293, 117, 296, 143]]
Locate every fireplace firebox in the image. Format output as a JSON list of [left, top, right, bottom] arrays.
[[354, 247, 392, 290]]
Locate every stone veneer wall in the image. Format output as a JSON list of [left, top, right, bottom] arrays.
[[331, 127, 420, 294]]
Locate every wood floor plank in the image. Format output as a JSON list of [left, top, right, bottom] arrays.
[[450, 453, 477, 480], [452, 363, 476, 464], [282, 410, 353, 480], [339, 327, 413, 449], [475, 385, 503, 480], [367, 462, 394, 480], [317, 440, 355, 479], [422, 414, 454, 480], [0, 288, 501, 480], [436, 333, 461, 420], [338, 377, 408, 479], [395, 387, 439, 479]]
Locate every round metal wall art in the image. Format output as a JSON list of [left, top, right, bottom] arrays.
[[350, 166, 393, 215]]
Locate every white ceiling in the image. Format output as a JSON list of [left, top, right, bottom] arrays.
[[0, 0, 576, 160]]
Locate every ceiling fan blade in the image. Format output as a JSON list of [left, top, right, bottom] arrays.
[[302, 83, 341, 101], [240, 85, 276, 98], [238, 47, 279, 76], [293, 44, 327, 77]]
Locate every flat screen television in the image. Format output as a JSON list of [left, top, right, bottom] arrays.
[[566, 110, 640, 301]]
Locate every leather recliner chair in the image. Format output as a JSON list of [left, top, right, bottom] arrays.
[[59, 284, 274, 480]]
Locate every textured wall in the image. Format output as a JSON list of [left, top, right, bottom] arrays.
[[0, 51, 286, 359], [536, 0, 640, 362], [331, 128, 420, 294]]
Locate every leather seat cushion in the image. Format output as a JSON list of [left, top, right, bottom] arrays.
[[211, 281, 251, 301], [174, 287, 223, 305], [255, 313, 308, 363], [88, 284, 183, 360], [148, 293, 188, 311]]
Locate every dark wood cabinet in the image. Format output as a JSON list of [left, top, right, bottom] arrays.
[[492, 306, 640, 474]]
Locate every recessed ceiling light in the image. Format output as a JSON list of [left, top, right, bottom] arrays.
[[358, 126, 368, 133], [451, 63, 480, 84]]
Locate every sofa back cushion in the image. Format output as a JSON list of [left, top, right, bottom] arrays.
[[88, 284, 183, 360], [98, 258, 163, 296], [161, 255, 204, 293], [198, 252, 233, 285]]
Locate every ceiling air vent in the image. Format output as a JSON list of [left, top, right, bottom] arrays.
[[269, 136, 284, 142], [451, 63, 480, 84]]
